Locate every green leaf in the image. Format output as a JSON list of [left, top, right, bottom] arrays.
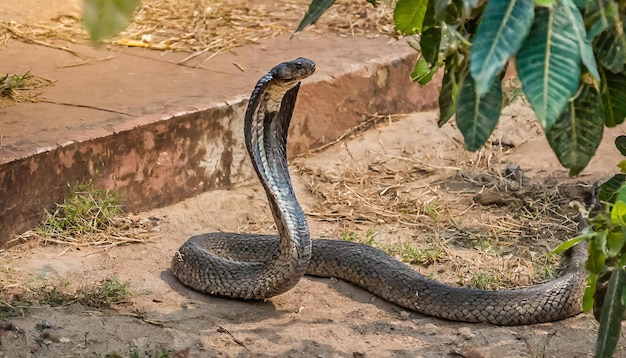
[[82, 0, 140, 42], [586, 245, 606, 274], [611, 201, 626, 225], [435, 0, 464, 23], [394, 0, 429, 35], [470, 0, 534, 96], [435, 0, 452, 20], [596, 268, 626, 358], [516, 4, 582, 130], [616, 136, 626, 155], [584, 273, 598, 312], [439, 54, 463, 127], [294, 0, 335, 33], [550, 233, 594, 255], [606, 230, 625, 257], [585, 0, 617, 41], [596, 18, 626, 72], [411, 58, 439, 85], [618, 160, 626, 173], [571, 0, 586, 7], [601, 70, 626, 127], [421, 26, 442, 64], [595, 229, 609, 256], [536, 0, 556, 5], [598, 174, 626, 202], [563, 0, 601, 81], [616, 183, 626, 203], [618, 251, 626, 268], [455, 71, 503, 151], [545, 84, 604, 176]]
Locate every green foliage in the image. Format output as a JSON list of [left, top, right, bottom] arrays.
[[545, 84, 605, 176], [394, 0, 430, 34], [412, 58, 439, 85], [297, 0, 626, 176], [384, 241, 445, 265], [78, 277, 131, 308], [0, 72, 33, 99], [82, 0, 140, 42], [517, 4, 582, 131], [438, 53, 464, 127], [470, 0, 534, 96], [340, 228, 378, 246], [596, 268, 626, 357], [37, 181, 122, 237], [469, 272, 502, 290], [455, 70, 503, 151], [551, 139, 626, 357], [294, 0, 336, 33], [602, 70, 626, 127]]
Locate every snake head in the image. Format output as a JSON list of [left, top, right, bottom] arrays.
[[273, 58, 316, 83]]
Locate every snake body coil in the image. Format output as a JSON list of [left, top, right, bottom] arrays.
[[172, 58, 587, 325]]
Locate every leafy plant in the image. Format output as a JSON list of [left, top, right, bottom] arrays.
[[297, 0, 626, 176], [553, 136, 626, 357]]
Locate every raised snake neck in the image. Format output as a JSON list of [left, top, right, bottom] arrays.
[[171, 58, 588, 325]]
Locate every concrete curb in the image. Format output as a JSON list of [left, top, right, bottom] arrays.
[[0, 35, 440, 245]]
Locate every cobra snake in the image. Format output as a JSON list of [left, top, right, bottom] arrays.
[[172, 58, 588, 325]]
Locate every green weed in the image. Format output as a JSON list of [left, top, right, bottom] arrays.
[[468, 272, 501, 290], [340, 228, 378, 246], [384, 240, 444, 265], [0, 71, 52, 102], [78, 277, 131, 308], [37, 181, 122, 237]]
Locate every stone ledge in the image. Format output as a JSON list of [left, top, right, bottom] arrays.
[[0, 34, 440, 246]]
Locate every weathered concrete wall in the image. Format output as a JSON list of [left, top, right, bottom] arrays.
[[0, 51, 440, 246]]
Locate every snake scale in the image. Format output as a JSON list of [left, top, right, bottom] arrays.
[[172, 58, 588, 325]]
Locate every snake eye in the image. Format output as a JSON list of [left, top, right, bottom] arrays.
[[295, 62, 303, 70]]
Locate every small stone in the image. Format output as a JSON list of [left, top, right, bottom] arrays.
[[399, 311, 411, 320], [456, 327, 475, 340], [460, 345, 488, 358]]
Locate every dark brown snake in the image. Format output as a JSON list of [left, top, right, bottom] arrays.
[[171, 58, 588, 325]]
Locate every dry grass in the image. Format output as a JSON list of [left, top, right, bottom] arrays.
[[1, 183, 155, 313], [0, 0, 395, 56], [0, 71, 54, 103], [294, 116, 584, 290], [14, 182, 157, 249]]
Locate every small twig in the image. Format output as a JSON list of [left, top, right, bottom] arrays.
[[232, 62, 245, 72], [39, 100, 136, 117], [57, 56, 116, 69], [0, 23, 89, 59], [217, 326, 250, 352], [298, 113, 408, 156], [177, 46, 213, 65]]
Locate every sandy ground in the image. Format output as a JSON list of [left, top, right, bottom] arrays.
[[1, 102, 626, 358]]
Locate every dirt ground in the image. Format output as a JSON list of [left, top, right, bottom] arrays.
[[1, 102, 626, 357], [2, 1, 626, 357]]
